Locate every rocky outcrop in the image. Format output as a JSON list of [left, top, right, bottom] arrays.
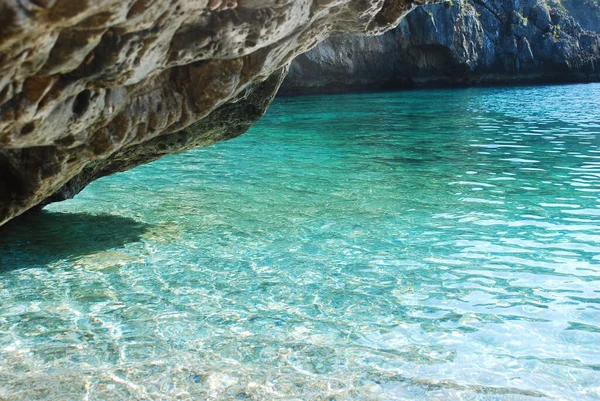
[[281, 0, 600, 94], [0, 0, 437, 227], [557, 0, 600, 33]]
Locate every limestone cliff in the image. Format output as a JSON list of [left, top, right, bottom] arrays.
[[556, 0, 600, 33], [281, 0, 600, 94], [0, 0, 436, 227]]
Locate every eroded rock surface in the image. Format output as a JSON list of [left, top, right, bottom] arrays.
[[281, 0, 600, 94], [0, 0, 433, 226]]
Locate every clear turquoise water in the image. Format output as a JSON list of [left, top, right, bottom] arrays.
[[1, 84, 600, 400]]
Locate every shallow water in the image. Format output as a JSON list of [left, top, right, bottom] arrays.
[[1, 83, 600, 400]]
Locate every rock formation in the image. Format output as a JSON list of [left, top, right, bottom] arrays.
[[557, 0, 600, 33], [281, 0, 600, 94], [0, 0, 436, 227]]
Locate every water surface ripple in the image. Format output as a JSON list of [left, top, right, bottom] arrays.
[[1, 84, 599, 400]]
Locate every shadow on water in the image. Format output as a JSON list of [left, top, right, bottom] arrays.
[[0, 211, 152, 272]]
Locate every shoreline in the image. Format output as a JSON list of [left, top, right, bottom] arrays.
[[277, 74, 600, 97]]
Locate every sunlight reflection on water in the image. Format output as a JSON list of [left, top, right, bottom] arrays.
[[1, 83, 599, 400]]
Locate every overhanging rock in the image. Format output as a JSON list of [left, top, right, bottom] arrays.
[[0, 0, 434, 226]]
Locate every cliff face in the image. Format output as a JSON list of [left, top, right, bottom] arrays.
[[557, 0, 600, 33], [0, 0, 436, 227], [281, 0, 600, 94]]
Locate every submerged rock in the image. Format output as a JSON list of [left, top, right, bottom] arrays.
[[281, 0, 600, 94], [0, 0, 434, 227]]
